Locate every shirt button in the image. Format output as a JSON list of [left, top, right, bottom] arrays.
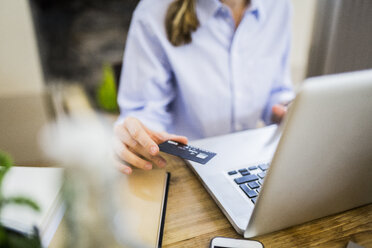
[[235, 123, 243, 131]]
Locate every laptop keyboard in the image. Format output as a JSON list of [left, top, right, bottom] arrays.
[[227, 163, 270, 204]]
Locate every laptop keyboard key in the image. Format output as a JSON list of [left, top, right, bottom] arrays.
[[240, 171, 250, 176], [228, 170, 237, 176], [256, 188, 261, 193], [258, 179, 264, 185], [251, 197, 257, 204], [238, 168, 248, 173], [248, 181, 259, 189], [234, 174, 259, 184], [258, 164, 269, 171], [240, 184, 258, 198], [248, 166, 257, 171], [247, 190, 258, 198], [258, 172, 266, 179]]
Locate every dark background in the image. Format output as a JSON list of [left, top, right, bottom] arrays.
[[31, 0, 139, 92]]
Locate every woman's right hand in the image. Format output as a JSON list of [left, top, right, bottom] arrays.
[[113, 117, 188, 175]]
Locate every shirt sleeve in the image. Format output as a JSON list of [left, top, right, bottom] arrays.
[[262, 5, 295, 125], [116, 12, 175, 132]]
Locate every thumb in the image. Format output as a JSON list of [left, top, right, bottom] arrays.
[[142, 124, 188, 145], [155, 131, 188, 145]]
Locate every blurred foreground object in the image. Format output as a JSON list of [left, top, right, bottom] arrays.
[[41, 91, 170, 248], [0, 150, 45, 248], [40, 117, 145, 248], [0, 83, 93, 166]]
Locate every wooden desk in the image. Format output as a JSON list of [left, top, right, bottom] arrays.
[[50, 156, 372, 247], [162, 157, 372, 248]]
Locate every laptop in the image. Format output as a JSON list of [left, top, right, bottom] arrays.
[[186, 70, 372, 238]]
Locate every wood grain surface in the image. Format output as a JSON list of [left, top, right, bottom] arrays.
[[162, 155, 372, 248], [50, 155, 372, 248]]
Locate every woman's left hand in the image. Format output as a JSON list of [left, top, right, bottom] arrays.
[[271, 103, 289, 123]]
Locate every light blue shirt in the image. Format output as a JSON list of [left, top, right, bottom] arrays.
[[118, 0, 294, 140]]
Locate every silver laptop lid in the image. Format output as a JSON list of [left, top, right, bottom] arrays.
[[245, 70, 372, 237]]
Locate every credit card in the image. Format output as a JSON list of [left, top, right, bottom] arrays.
[[158, 140, 216, 165]]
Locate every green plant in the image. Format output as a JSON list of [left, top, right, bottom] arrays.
[[0, 151, 41, 248], [96, 63, 119, 112]]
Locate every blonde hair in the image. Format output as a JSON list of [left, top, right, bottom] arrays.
[[165, 0, 200, 46]]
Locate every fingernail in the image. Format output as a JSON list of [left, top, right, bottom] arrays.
[[124, 167, 131, 174], [145, 163, 152, 170], [150, 146, 158, 155]]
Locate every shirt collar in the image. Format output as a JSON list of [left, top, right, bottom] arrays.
[[196, 0, 221, 25], [197, 0, 266, 24], [249, 0, 266, 22]]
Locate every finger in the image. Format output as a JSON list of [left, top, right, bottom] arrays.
[[272, 104, 287, 123], [114, 160, 132, 175], [121, 133, 165, 167], [131, 145, 167, 168], [120, 127, 140, 149], [125, 119, 159, 156], [150, 130, 188, 145], [114, 123, 138, 148], [123, 145, 153, 170], [272, 104, 287, 117], [109, 143, 133, 175], [114, 138, 152, 170], [116, 120, 166, 168], [166, 133, 188, 144]]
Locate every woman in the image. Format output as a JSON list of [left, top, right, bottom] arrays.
[[114, 0, 294, 174]]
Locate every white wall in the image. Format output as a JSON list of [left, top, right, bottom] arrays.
[[0, 0, 44, 97], [290, 0, 317, 84]]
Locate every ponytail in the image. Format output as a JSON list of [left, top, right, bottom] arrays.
[[165, 0, 200, 46]]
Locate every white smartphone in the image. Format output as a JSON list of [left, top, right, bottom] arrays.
[[210, 237, 264, 248]]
